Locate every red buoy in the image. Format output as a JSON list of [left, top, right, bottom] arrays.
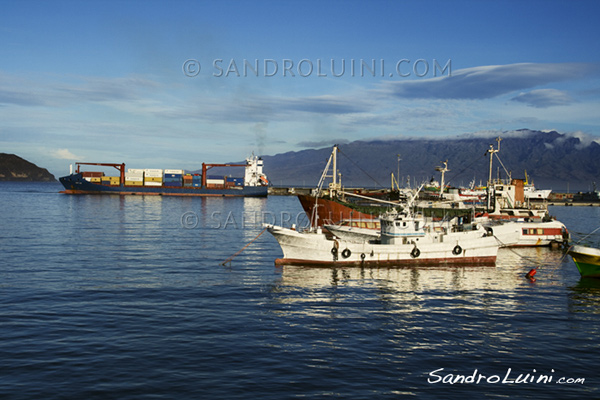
[[525, 268, 537, 281]]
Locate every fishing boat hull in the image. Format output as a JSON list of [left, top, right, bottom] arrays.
[[59, 173, 268, 197], [483, 220, 569, 248], [568, 245, 600, 278], [265, 224, 499, 267]]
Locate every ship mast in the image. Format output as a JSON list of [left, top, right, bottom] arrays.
[[311, 145, 341, 229], [486, 137, 502, 210], [435, 160, 449, 199]]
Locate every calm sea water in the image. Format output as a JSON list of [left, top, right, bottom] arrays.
[[1, 182, 599, 399]]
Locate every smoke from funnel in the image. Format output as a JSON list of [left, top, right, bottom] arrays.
[[253, 122, 267, 155]]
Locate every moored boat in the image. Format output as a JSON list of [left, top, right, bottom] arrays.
[[266, 201, 502, 267], [265, 215, 500, 267], [568, 245, 600, 278]]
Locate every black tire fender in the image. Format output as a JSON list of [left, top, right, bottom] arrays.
[[411, 247, 420, 258]]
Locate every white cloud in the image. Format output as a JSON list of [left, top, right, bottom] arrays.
[[510, 89, 573, 108], [381, 63, 600, 100], [52, 148, 81, 160]]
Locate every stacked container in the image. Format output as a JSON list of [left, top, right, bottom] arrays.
[[226, 177, 244, 187], [125, 169, 144, 186], [101, 176, 121, 186], [192, 174, 202, 187], [206, 175, 225, 188], [164, 169, 184, 187], [144, 169, 163, 186], [183, 174, 193, 187]]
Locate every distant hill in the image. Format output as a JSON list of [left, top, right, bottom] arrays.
[[260, 130, 600, 191], [0, 154, 56, 181]]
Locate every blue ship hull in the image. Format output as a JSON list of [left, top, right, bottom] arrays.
[[59, 173, 268, 197]]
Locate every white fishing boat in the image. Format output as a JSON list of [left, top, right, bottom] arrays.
[[266, 207, 502, 266], [480, 218, 569, 248]]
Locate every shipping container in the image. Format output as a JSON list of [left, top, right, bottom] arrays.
[[226, 177, 244, 186], [164, 181, 182, 187], [102, 176, 121, 185], [164, 169, 184, 174], [144, 181, 162, 186], [144, 169, 163, 178], [127, 169, 144, 174], [125, 180, 144, 186], [82, 171, 103, 178], [144, 177, 163, 183]]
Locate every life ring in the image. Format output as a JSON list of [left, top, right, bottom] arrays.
[[331, 247, 338, 255], [360, 253, 366, 260], [411, 247, 420, 258], [452, 245, 462, 255], [341, 248, 351, 258]]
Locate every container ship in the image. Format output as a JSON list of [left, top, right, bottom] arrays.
[[59, 155, 269, 197]]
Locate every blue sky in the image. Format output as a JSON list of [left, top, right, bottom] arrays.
[[2, 0, 600, 178]]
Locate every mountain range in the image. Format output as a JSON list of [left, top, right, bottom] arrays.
[[260, 130, 600, 192]]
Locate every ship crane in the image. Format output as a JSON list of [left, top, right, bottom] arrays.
[[74, 162, 126, 185], [201, 162, 246, 188]]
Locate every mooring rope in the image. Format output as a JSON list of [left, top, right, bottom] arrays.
[[221, 227, 268, 266]]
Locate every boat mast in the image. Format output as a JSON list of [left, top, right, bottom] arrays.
[[486, 137, 501, 210], [435, 160, 449, 199], [310, 145, 340, 229]]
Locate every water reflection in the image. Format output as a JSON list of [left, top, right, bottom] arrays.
[[568, 277, 600, 314], [275, 264, 517, 292]]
